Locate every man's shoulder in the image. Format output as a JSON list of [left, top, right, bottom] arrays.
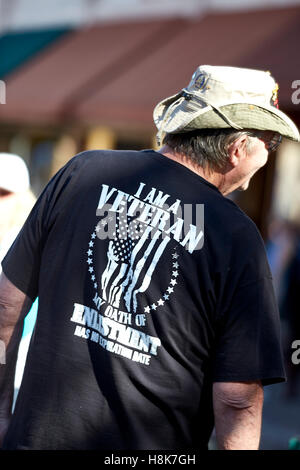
[[71, 148, 142, 163], [55, 148, 145, 180], [212, 195, 264, 246]]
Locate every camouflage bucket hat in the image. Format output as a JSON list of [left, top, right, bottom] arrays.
[[153, 65, 300, 145]]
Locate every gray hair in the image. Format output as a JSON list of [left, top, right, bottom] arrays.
[[162, 129, 253, 171]]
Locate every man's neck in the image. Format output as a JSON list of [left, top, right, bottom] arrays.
[[158, 145, 226, 194]]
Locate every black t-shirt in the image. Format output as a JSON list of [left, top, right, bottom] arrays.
[[2, 149, 285, 450]]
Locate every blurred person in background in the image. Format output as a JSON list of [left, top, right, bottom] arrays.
[[0, 66, 298, 451], [266, 217, 300, 399], [279, 223, 300, 398], [0, 153, 34, 260], [0, 153, 37, 400], [266, 217, 297, 307]]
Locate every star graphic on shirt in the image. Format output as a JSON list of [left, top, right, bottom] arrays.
[[172, 262, 179, 269], [87, 249, 93, 256], [144, 306, 151, 314], [91, 233, 96, 239], [88, 267, 94, 273], [170, 279, 177, 286], [87, 258, 92, 265], [94, 282, 97, 289], [91, 275, 95, 281], [163, 294, 169, 300], [100, 219, 107, 226], [89, 241, 94, 248], [157, 299, 165, 306], [151, 303, 157, 311], [172, 270, 179, 277], [172, 253, 179, 260], [167, 287, 174, 294]]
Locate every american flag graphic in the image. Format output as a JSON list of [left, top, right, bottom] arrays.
[[100, 213, 170, 313]]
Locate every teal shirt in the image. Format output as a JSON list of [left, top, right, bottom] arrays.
[[22, 298, 38, 338]]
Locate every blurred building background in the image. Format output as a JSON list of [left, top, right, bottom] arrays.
[[0, 0, 300, 450]]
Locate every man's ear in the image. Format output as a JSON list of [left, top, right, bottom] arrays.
[[227, 134, 249, 167]]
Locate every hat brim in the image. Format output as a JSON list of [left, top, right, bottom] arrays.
[[154, 95, 300, 142]]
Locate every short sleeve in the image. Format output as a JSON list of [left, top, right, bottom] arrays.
[[1, 153, 82, 301], [212, 219, 286, 386], [1, 192, 47, 301]]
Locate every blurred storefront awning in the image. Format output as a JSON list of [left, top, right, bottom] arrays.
[[0, 27, 71, 78], [0, 6, 300, 129], [0, 19, 184, 126]]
